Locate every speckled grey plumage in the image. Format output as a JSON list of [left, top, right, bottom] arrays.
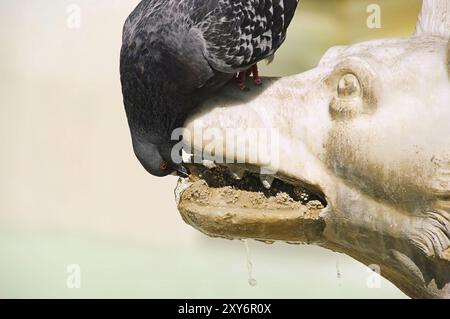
[[120, 0, 298, 176]]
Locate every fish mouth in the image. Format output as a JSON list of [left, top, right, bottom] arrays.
[[175, 163, 328, 243]]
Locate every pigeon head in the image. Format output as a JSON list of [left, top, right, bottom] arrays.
[[132, 138, 187, 177]]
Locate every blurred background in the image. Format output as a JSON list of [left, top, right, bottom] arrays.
[[0, 0, 422, 298]]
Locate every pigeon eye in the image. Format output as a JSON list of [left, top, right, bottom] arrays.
[[337, 73, 361, 98], [159, 161, 168, 171]]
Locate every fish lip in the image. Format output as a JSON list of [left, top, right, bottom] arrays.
[[175, 163, 328, 242]]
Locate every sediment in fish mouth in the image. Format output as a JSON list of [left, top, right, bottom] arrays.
[[175, 163, 328, 243]]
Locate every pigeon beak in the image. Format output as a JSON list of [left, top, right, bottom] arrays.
[[176, 164, 190, 178]]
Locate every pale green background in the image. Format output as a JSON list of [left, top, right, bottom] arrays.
[[0, 0, 422, 298]]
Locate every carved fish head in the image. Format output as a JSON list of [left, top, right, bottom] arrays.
[[175, 2, 450, 298]]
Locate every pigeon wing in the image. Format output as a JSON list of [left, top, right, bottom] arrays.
[[197, 0, 299, 73]]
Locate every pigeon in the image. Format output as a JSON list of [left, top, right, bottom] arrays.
[[120, 0, 299, 177]]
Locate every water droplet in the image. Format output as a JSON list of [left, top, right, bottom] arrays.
[[335, 253, 343, 286], [248, 278, 257, 287], [243, 239, 257, 287]]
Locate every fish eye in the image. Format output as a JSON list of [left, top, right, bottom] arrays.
[[326, 59, 380, 119], [329, 72, 364, 119], [159, 161, 168, 171], [337, 73, 361, 98]]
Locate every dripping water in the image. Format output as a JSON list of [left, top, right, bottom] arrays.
[[335, 253, 342, 286], [243, 239, 257, 287]]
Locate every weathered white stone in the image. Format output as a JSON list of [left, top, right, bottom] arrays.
[[177, 0, 450, 298]]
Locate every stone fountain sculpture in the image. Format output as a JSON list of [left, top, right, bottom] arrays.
[[175, 0, 450, 298]]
